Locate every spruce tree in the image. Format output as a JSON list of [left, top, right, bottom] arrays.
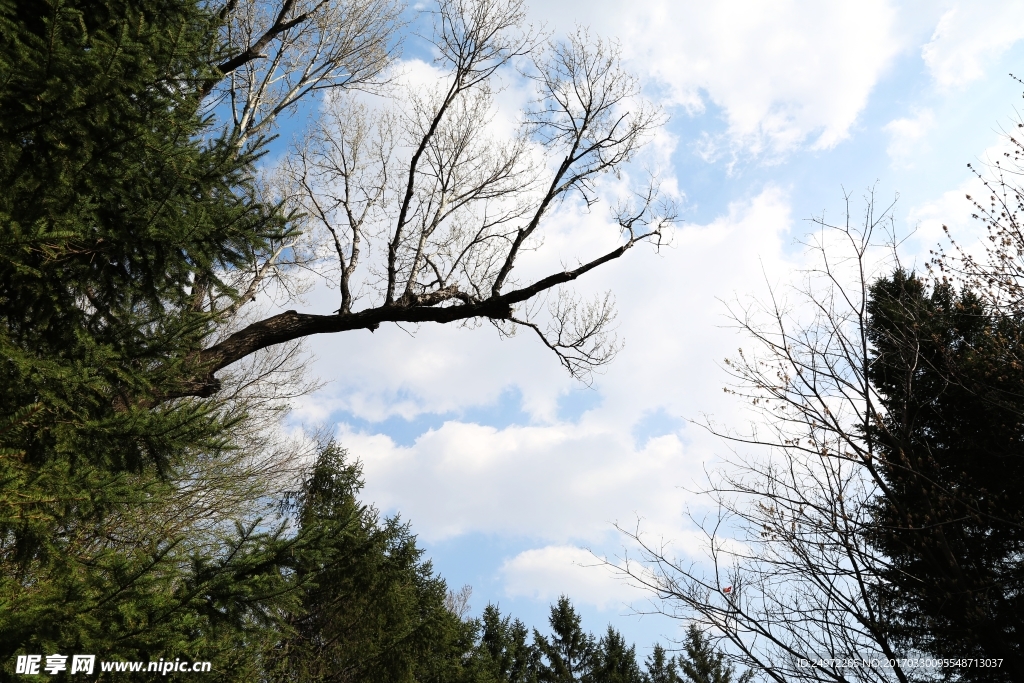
[[266, 442, 479, 683], [676, 625, 750, 683], [534, 597, 597, 683], [0, 0, 295, 671], [476, 604, 539, 683], [866, 270, 1024, 679], [592, 626, 644, 683], [644, 644, 680, 683]]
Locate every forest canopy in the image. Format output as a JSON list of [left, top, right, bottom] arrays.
[[2, 0, 1023, 680], [0, 0, 677, 678]]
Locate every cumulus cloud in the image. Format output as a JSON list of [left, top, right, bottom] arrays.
[[500, 545, 648, 610], [922, 2, 1024, 90], [294, 186, 800, 561], [280, 0, 923, 608], [343, 423, 696, 542], [304, 180, 820, 604], [257, 0, 1024, 638], [286, 31, 806, 592], [621, 0, 902, 156]]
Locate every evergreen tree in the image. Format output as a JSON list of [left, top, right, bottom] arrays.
[[476, 604, 539, 683], [866, 270, 1024, 679], [534, 597, 597, 683], [592, 626, 644, 683], [266, 441, 479, 683], [644, 644, 680, 683], [676, 626, 750, 683], [0, 0, 295, 672]]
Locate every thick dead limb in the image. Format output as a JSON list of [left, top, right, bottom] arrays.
[[162, 232, 654, 402]]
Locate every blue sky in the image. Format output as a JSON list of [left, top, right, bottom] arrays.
[[273, 0, 1024, 657]]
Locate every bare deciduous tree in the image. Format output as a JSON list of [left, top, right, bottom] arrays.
[[204, 0, 403, 145], [615, 194, 920, 683], [179, 0, 674, 401]]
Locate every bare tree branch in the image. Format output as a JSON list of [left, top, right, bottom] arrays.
[[165, 0, 676, 403], [611, 194, 918, 683], [204, 0, 404, 145]]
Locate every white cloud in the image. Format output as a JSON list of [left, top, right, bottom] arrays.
[[923, 2, 1024, 90], [620, 0, 902, 156], [476, 0, 909, 158], [344, 422, 697, 543], [296, 186, 801, 554], [500, 545, 648, 610], [256, 0, 1024, 642], [905, 177, 980, 248], [884, 108, 935, 165]]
